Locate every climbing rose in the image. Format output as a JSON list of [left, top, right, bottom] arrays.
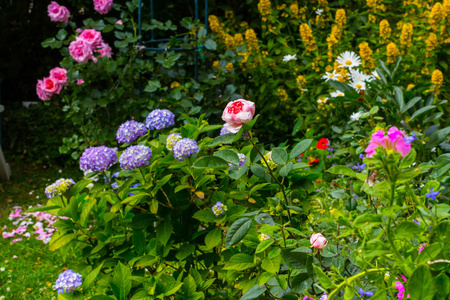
[[96, 42, 113, 58], [69, 39, 94, 63], [310, 233, 327, 249], [78, 29, 103, 48], [36, 80, 52, 101], [47, 1, 70, 23], [93, 0, 113, 14], [42, 77, 62, 94], [365, 127, 411, 158], [222, 99, 255, 133], [49, 67, 69, 86], [316, 138, 329, 150]]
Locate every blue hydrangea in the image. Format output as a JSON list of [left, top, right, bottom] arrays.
[[173, 138, 199, 161], [80, 146, 117, 172], [116, 120, 147, 143], [220, 124, 231, 135], [45, 178, 76, 199], [119, 145, 152, 170], [146, 109, 175, 130], [166, 133, 182, 151], [54, 270, 82, 294], [229, 153, 247, 167], [212, 201, 227, 217]]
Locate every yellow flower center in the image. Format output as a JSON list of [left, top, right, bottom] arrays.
[[356, 84, 362, 89], [338, 93, 343, 97], [345, 60, 352, 65], [329, 74, 334, 78]]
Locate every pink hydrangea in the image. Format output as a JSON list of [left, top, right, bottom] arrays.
[[69, 39, 95, 63], [49, 67, 69, 86], [94, 0, 113, 14], [364, 127, 411, 158], [221, 99, 255, 133], [47, 1, 70, 23]]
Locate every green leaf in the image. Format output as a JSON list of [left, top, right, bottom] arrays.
[[56, 29, 68, 40], [395, 222, 422, 240], [282, 249, 308, 269], [369, 106, 379, 115], [271, 147, 288, 165], [313, 264, 336, 289], [80, 198, 96, 227], [353, 214, 382, 229], [192, 156, 229, 168], [291, 273, 313, 294], [112, 262, 132, 300], [163, 281, 184, 296], [144, 80, 161, 93], [292, 118, 303, 136], [204, 39, 217, 50], [394, 87, 405, 111], [410, 105, 436, 121], [326, 165, 362, 180], [407, 264, 434, 300], [209, 133, 235, 147], [402, 96, 422, 113], [193, 209, 218, 223], [240, 284, 267, 300], [399, 148, 417, 169], [84, 261, 104, 289], [205, 227, 222, 249], [213, 149, 240, 166], [261, 255, 281, 273], [290, 139, 313, 159], [344, 285, 355, 300], [225, 218, 252, 248], [435, 274, 450, 299], [156, 219, 173, 245], [49, 233, 76, 251], [223, 253, 255, 270], [25, 205, 61, 213], [228, 165, 248, 180], [255, 239, 274, 253], [133, 229, 146, 255], [67, 179, 93, 199], [258, 273, 274, 286]]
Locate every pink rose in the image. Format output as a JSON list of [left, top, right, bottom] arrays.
[[116, 19, 123, 25], [47, 1, 70, 23], [364, 127, 411, 158], [49, 67, 69, 86], [69, 39, 94, 63], [96, 42, 113, 58], [77, 79, 84, 85], [93, 0, 113, 14], [310, 233, 327, 249], [36, 80, 52, 101], [78, 29, 103, 48], [221, 99, 255, 133], [42, 77, 62, 94]]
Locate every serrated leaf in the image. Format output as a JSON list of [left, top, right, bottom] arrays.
[[223, 253, 255, 270], [205, 227, 222, 249], [255, 239, 274, 253], [225, 218, 252, 248], [84, 261, 104, 289]]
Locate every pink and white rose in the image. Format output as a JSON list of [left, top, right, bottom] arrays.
[[93, 0, 114, 14], [221, 99, 255, 133], [96, 42, 113, 58], [69, 39, 94, 63], [49, 67, 69, 86], [47, 1, 70, 23], [310, 233, 327, 249], [78, 29, 103, 48], [36, 80, 52, 101], [43, 77, 62, 94]]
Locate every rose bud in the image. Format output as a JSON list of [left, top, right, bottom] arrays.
[[310, 233, 327, 249]]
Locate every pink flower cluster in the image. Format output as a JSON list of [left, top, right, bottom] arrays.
[[47, 1, 70, 23], [1, 205, 68, 244], [36, 67, 69, 101], [221, 99, 256, 133], [69, 29, 112, 63], [94, 0, 114, 15], [395, 275, 410, 300], [364, 127, 411, 158]]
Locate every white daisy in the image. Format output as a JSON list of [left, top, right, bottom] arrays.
[[350, 80, 366, 92], [336, 51, 361, 69], [370, 70, 381, 81], [350, 111, 363, 121], [282, 54, 297, 62], [317, 97, 328, 104], [350, 68, 370, 82], [321, 70, 341, 82], [315, 9, 323, 15], [330, 90, 345, 97]]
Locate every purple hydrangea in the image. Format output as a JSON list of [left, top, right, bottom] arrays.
[[229, 153, 247, 167], [45, 178, 76, 199], [54, 270, 82, 294], [146, 109, 175, 130], [119, 145, 152, 170], [80, 146, 117, 172], [116, 120, 147, 143], [220, 124, 231, 135], [173, 138, 199, 161]]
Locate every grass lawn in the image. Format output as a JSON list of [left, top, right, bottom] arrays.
[[0, 154, 82, 299]]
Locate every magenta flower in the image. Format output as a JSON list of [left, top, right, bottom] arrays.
[[47, 1, 70, 23], [222, 99, 255, 133], [364, 127, 411, 158], [94, 0, 113, 14]]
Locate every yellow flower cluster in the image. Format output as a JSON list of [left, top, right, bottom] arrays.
[[387, 42, 400, 63], [300, 23, 317, 52], [245, 29, 260, 53], [326, 26, 339, 62], [213, 61, 234, 73], [379, 20, 391, 41], [290, 2, 299, 19], [225, 34, 235, 50], [429, 3, 443, 31], [262, 151, 277, 169], [426, 33, 438, 57], [296, 75, 307, 94], [366, 0, 386, 23], [431, 69, 443, 94], [234, 33, 244, 46], [400, 23, 413, 52], [277, 88, 288, 101], [359, 42, 375, 69], [258, 0, 272, 21], [335, 9, 346, 34], [170, 81, 181, 89], [208, 15, 222, 34]]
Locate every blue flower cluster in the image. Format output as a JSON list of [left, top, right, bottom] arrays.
[[54, 270, 82, 294], [116, 120, 147, 143], [212, 201, 227, 217], [229, 153, 247, 167], [173, 138, 199, 161], [146, 109, 175, 130], [119, 145, 152, 170], [80, 146, 117, 172]]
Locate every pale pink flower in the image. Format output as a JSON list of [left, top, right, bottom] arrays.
[[94, 0, 113, 14], [365, 127, 411, 158], [49, 67, 69, 86], [96, 42, 113, 58], [12, 238, 23, 243], [47, 1, 70, 23], [36, 80, 53, 101], [69, 39, 94, 63], [78, 29, 103, 48], [310, 233, 327, 249], [115, 19, 122, 25], [2, 232, 14, 238], [221, 99, 255, 133], [77, 79, 84, 85]]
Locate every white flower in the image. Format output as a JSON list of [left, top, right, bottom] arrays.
[[317, 97, 328, 104], [431, 147, 436, 152], [350, 111, 363, 121], [0, 267, 4, 271], [321, 70, 341, 82], [370, 70, 381, 81], [336, 51, 361, 68], [350, 80, 366, 92], [282, 54, 297, 62], [330, 90, 345, 98], [350, 68, 370, 82], [315, 9, 323, 15]]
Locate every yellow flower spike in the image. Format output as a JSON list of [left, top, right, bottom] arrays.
[[359, 42, 375, 69], [245, 29, 260, 53], [299, 23, 317, 52], [386, 42, 399, 63], [400, 23, 413, 52], [429, 3, 444, 31], [431, 69, 444, 95], [379, 19, 391, 41]]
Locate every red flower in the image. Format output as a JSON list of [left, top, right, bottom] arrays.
[[308, 158, 320, 165], [316, 138, 329, 150]]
